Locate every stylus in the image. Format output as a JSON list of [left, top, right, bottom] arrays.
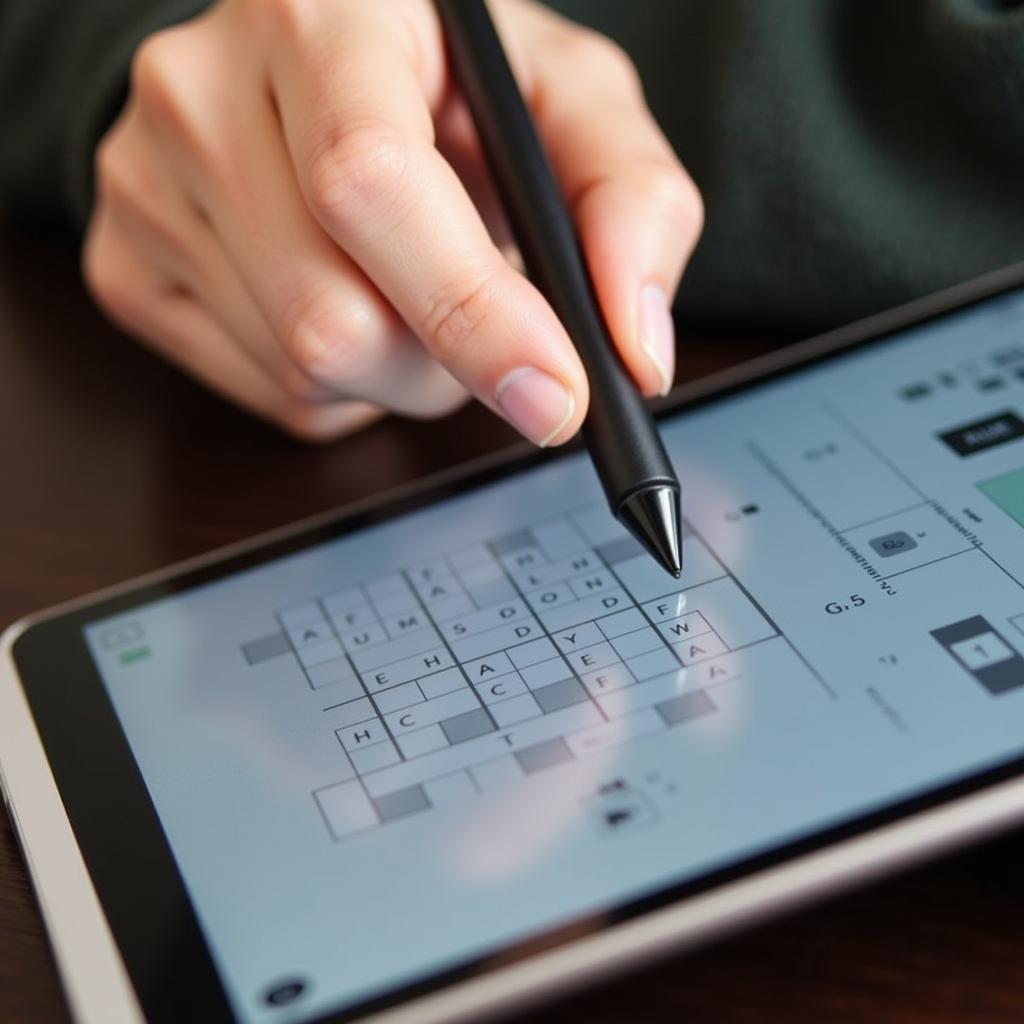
[[435, 0, 683, 578]]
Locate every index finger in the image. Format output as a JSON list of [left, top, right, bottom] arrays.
[[267, 1, 589, 446]]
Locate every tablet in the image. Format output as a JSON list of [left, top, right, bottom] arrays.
[[4, 266, 1024, 1024]]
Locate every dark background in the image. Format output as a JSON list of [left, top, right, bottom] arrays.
[[4, 226, 1024, 1022]]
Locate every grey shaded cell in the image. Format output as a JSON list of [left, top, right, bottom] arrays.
[[490, 529, 538, 555], [515, 737, 573, 774], [533, 677, 588, 713], [440, 707, 496, 744], [374, 785, 430, 822], [241, 632, 291, 665], [468, 578, 518, 607], [596, 536, 645, 565], [656, 689, 716, 725], [868, 531, 918, 559]]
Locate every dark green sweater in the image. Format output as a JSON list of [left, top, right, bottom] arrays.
[[1, 0, 1021, 334]]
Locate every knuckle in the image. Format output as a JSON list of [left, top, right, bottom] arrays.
[[130, 30, 185, 112], [570, 29, 642, 94], [305, 118, 414, 235], [639, 160, 704, 237], [81, 234, 126, 315], [422, 273, 497, 364], [279, 286, 378, 380], [245, 0, 310, 38]]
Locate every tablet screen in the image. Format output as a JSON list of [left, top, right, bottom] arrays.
[[83, 287, 1024, 1023]]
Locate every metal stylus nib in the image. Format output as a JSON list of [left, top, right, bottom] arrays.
[[617, 485, 683, 578]]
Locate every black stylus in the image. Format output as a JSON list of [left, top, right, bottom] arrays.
[[435, 0, 683, 577]]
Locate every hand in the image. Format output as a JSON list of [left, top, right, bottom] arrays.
[[83, 0, 702, 443]]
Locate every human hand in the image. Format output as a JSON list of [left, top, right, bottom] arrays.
[[83, 0, 702, 443]]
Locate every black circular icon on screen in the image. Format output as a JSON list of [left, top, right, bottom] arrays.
[[263, 978, 308, 1006]]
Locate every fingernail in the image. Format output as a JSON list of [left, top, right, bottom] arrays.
[[495, 367, 575, 447], [639, 284, 675, 397]]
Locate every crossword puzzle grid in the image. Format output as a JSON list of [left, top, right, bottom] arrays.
[[240, 506, 777, 839]]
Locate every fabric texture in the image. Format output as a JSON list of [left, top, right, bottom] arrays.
[[0, 0, 1022, 333]]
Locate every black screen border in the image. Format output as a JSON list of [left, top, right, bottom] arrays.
[[11, 265, 1024, 1024]]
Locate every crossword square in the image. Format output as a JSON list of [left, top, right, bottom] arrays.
[[374, 785, 430, 822], [337, 718, 388, 752], [374, 589, 421, 617], [676, 634, 728, 666], [552, 622, 603, 654], [429, 593, 475, 622], [339, 623, 389, 653], [419, 668, 466, 699], [596, 536, 644, 565], [532, 520, 590, 559], [448, 543, 492, 571], [566, 642, 619, 675], [642, 593, 689, 624], [533, 678, 589, 713], [374, 682, 425, 714], [396, 724, 449, 758], [350, 740, 401, 773], [490, 692, 541, 726], [596, 607, 646, 639], [315, 780, 377, 839], [519, 658, 572, 690], [441, 708, 496, 745], [463, 651, 515, 682], [580, 663, 633, 696], [568, 571, 615, 599], [490, 529, 537, 555], [508, 637, 557, 669], [408, 559, 451, 584], [424, 773, 477, 807], [475, 673, 527, 704], [525, 583, 575, 614], [610, 628, 663, 660], [309, 669, 363, 700], [467, 578, 518, 607], [241, 632, 290, 665], [657, 611, 712, 644], [297, 639, 345, 668], [328, 604, 376, 630], [656, 690, 716, 725], [515, 738, 573, 774], [286, 620, 331, 648], [628, 648, 680, 681]]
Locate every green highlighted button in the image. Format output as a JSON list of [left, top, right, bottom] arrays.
[[119, 646, 151, 666], [978, 467, 1024, 528]]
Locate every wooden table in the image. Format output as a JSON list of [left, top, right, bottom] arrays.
[[2, 226, 1023, 1024]]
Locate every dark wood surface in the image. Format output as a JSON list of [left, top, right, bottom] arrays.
[[2, 226, 1024, 1024]]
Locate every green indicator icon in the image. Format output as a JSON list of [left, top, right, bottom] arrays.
[[119, 646, 151, 666]]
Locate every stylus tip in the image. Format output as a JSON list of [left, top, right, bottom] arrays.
[[617, 485, 683, 579]]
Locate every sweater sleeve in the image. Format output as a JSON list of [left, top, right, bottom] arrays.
[[547, 0, 1024, 333], [0, 0, 211, 233]]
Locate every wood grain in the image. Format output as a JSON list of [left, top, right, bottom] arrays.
[[2, 227, 1021, 1023]]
